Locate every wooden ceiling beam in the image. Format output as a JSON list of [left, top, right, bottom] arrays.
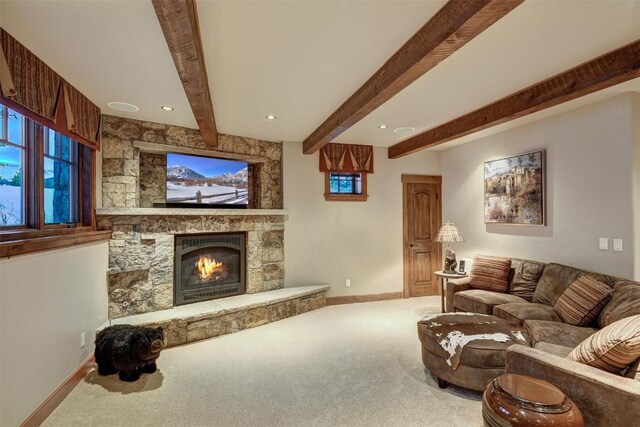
[[388, 40, 640, 159], [302, 0, 524, 154], [152, 0, 218, 147]]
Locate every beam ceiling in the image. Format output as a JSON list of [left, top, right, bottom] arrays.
[[388, 40, 640, 158], [302, 0, 524, 154], [152, 0, 218, 147]]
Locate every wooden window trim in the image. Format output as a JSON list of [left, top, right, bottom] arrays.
[[0, 230, 111, 258], [324, 172, 369, 202]]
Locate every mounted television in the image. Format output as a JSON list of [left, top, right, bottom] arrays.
[[166, 153, 248, 208]]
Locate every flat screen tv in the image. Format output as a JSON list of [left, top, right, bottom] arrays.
[[166, 153, 248, 208]]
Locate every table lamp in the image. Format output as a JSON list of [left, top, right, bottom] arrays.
[[434, 222, 464, 274]]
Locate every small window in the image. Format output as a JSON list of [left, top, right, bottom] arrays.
[[324, 172, 368, 202]]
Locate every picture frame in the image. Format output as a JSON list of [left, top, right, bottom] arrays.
[[484, 150, 545, 225], [458, 260, 466, 275]]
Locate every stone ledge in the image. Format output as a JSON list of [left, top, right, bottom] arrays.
[[96, 207, 288, 217], [101, 285, 330, 347]]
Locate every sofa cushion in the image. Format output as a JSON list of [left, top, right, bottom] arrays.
[[534, 342, 574, 358], [493, 303, 562, 326], [454, 290, 526, 315], [568, 315, 640, 375], [508, 258, 546, 302], [524, 319, 597, 348], [532, 263, 614, 307], [554, 275, 612, 326], [469, 256, 512, 292], [598, 280, 640, 328]]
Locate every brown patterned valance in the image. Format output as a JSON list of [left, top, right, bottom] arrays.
[[319, 143, 374, 173], [63, 81, 102, 145], [0, 28, 61, 121], [0, 28, 100, 149]]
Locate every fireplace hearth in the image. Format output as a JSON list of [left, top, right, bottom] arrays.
[[174, 233, 246, 305]]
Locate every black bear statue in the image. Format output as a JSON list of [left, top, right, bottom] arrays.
[[95, 324, 165, 382]]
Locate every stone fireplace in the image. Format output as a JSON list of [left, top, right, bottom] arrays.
[[97, 115, 287, 319], [96, 116, 327, 348], [174, 232, 246, 305]]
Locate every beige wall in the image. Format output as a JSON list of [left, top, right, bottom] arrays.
[[283, 143, 440, 297], [441, 93, 638, 279], [0, 242, 109, 426]]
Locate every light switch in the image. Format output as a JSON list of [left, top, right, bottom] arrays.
[[613, 239, 623, 252], [599, 238, 609, 250]]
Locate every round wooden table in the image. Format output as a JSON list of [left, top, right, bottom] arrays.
[[483, 374, 584, 426], [435, 270, 467, 312]]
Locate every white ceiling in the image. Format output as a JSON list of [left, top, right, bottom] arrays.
[[335, 0, 640, 147], [0, 0, 197, 128], [1, 0, 639, 150]]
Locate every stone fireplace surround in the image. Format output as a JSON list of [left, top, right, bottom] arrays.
[[96, 116, 328, 336], [98, 208, 287, 318], [97, 116, 328, 346], [99, 116, 287, 313]]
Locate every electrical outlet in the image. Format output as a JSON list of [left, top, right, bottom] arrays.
[[346, 279, 351, 287], [80, 332, 86, 349], [613, 239, 623, 252], [598, 238, 609, 251]]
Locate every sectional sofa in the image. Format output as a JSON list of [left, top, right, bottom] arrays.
[[445, 257, 640, 425]]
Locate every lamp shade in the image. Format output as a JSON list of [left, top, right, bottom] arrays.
[[434, 222, 464, 243]]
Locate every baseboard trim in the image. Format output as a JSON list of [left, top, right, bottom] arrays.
[[20, 354, 94, 427], [326, 292, 403, 305]]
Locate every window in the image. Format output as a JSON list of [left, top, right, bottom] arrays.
[[44, 128, 79, 224], [0, 105, 86, 229], [0, 101, 104, 257], [324, 172, 368, 202], [0, 106, 25, 225]]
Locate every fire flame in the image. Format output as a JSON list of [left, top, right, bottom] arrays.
[[196, 256, 224, 280]]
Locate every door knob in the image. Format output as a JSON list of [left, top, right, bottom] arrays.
[[408, 244, 416, 247]]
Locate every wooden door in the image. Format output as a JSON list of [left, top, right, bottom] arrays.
[[402, 175, 442, 298]]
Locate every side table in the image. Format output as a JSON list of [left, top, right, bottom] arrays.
[[435, 270, 467, 313], [483, 373, 583, 426]]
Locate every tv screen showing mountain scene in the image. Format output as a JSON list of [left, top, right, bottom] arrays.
[[166, 153, 248, 205]]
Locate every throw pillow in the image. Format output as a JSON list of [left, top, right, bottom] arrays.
[[469, 256, 512, 292], [554, 275, 612, 326], [567, 314, 640, 375]]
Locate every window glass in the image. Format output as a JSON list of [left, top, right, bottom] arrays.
[[7, 108, 23, 145], [0, 107, 25, 226], [329, 172, 362, 195], [44, 128, 79, 224]]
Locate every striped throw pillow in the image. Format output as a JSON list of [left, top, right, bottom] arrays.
[[567, 314, 640, 375], [554, 275, 612, 326], [469, 256, 512, 292]]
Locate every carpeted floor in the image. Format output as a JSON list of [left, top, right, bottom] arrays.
[[44, 296, 482, 427]]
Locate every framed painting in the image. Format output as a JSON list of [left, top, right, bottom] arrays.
[[484, 150, 545, 225]]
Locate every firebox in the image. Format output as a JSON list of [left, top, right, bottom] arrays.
[[174, 233, 246, 305]]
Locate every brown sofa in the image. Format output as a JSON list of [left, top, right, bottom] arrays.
[[446, 257, 640, 425]]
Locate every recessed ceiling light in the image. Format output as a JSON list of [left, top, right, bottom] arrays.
[[378, 124, 388, 129], [107, 102, 139, 112], [160, 105, 175, 111], [265, 114, 277, 120], [394, 127, 416, 135]]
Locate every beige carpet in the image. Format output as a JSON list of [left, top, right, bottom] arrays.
[[44, 296, 482, 427]]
